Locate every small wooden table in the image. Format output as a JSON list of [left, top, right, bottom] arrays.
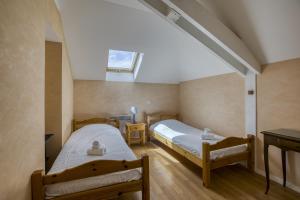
[[125, 122, 146, 146], [261, 129, 300, 194]]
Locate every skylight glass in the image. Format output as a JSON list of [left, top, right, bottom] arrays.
[[108, 49, 137, 70]]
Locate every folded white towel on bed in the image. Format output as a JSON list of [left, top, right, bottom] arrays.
[[201, 128, 216, 140], [87, 140, 106, 156], [201, 133, 216, 140], [87, 148, 106, 156]]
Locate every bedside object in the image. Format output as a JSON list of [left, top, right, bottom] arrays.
[[110, 115, 132, 136], [261, 129, 300, 194], [45, 133, 54, 172], [45, 133, 54, 143], [125, 122, 146, 146], [130, 106, 138, 124]]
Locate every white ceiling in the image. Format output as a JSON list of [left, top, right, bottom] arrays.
[[56, 0, 233, 83], [103, 0, 151, 12], [56, 0, 300, 83], [203, 0, 300, 64]]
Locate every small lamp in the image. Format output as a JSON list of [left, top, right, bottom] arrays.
[[130, 106, 138, 124]]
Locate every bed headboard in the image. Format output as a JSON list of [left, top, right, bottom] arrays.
[[72, 118, 120, 131], [144, 112, 179, 130]]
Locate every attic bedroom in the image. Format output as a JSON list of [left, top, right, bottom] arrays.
[[0, 0, 300, 200]]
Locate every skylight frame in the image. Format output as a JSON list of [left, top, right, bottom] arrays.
[[106, 50, 140, 73]]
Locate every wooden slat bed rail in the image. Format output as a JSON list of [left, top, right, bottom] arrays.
[[43, 159, 142, 185], [209, 136, 251, 151], [210, 152, 249, 169], [31, 155, 149, 200], [31, 170, 44, 200], [142, 154, 150, 200], [72, 117, 120, 131], [202, 134, 255, 187], [52, 180, 143, 200]]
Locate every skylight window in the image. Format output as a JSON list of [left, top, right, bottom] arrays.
[[106, 49, 144, 82], [107, 49, 138, 72]]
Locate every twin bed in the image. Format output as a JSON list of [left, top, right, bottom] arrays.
[[31, 114, 254, 199], [145, 113, 255, 187], [31, 118, 149, 200]]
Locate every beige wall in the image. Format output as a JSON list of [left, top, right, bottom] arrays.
[[45, 41, 62, 167], [61, 47, 74, 144], [0, 1, 73, 199], [179, 62, 300, 189], [74, 80, 179, 121], [179, 73, 245, 137], [47, 0, 73, 144], [0, 0, 45, 199], [257, 58, 300, 188]]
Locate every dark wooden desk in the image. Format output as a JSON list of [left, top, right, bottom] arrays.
[[261, 129, 300, 194]]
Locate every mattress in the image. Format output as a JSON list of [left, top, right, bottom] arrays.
[[45, 124, 141, 198], [150, 119, 247, 160]]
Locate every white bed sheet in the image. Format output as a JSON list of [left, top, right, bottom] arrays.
[[45, 124, 141, 198], [150, 120, 247, 160]]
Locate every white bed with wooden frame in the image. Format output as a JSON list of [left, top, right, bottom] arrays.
[[144, 112, 254, 187], [31, 118, 149, 200]]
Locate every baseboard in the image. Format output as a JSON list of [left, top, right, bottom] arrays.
[[255, 168, 300, 193]]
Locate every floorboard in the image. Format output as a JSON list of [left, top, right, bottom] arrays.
[[119, 142, 300, 200]]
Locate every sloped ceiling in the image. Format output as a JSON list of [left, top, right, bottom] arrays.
[[202, 0, 300, 64], [56, 0, 300, 83], [55, 0, 233, 83]]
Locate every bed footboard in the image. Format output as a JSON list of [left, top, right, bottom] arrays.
[[202, 134, 255, 187], [31, 155, 149, 200]]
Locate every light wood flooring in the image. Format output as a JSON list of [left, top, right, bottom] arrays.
[[119, 142, 300, 200]]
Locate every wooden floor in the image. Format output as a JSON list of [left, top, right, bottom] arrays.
[[119, 142, 300, 200]]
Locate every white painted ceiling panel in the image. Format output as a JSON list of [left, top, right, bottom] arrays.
[[209, 0, 300, 64], [56, 0, 233, 83]]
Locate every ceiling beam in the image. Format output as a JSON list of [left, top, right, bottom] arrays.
[[139, 0, 261, 76]]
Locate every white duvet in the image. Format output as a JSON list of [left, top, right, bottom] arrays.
[[45, 124, 141, 198], [150, 120, 246, 160]]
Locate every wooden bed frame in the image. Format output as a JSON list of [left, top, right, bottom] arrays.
[[144, 112, 254, 187], [32, 118, 149, 200], [72, 117, 120, 131]]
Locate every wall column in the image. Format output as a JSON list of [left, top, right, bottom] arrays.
[[245, 70, 257, 135]]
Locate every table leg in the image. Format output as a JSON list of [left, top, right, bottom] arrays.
[[140, 131, 143, 145], [142, 131, 146, 145], [126, 127, 131, 146], [281, 149, 286, 187], [264, 143, 270, 194]]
